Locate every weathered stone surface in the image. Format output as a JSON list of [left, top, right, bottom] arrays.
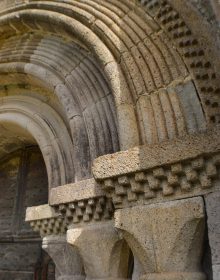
[[0, 154, 20, 234], [42, 235, 85, 280], [0, 242, 42, 272], [140, 272, 206, 280], [67, 221, 130, 279], [92, 130, 220, 208], [213, 264, 220, 280], [0, 148, 48, 236], [93, 129, 220, 180], [189, 0, 220, 26], [26, 204, 67, 237], [0, 148, 49, 278], [1, 0, 220, 279], [205, 191, 220, 280], [49, 178, 105, 205], [49, 179, 114, 226], [0, 271, 33, 280], [115, 197, 206, 279], [26, 204, 58, 222], [58, 196, 114, 226]]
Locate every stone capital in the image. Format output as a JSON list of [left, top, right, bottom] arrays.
[[115, 197, 206, 280], [42, 235, 85, 280], [67, 221, 130, 279]]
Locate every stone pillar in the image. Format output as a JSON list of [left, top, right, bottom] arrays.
[[115, 197, 206, 280], [205, 191, 220, 280], [67, 221, 130, 280], [42, 235, 85, 280]]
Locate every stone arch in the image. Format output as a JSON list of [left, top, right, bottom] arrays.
[[0, 0, 219, 151], [138, 0, 220, 126], [0, 95, 74, 188], [0, 32, 120, 180], [0, 8, 138, 150], [1, 2, 217, 280]]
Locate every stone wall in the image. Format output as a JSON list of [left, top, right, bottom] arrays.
[[0, 154, 20, 235], [0, 147, 50, 279]]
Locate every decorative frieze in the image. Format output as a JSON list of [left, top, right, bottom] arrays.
[[29, 216, 67, 237], [25, 204, 67, 237], [50, 179, 114, 225], [93, 130, 220, 208], [100, 154, 219, 208], [57, 196, 114, 225]]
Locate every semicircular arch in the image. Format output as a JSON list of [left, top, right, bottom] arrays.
[[0, 95, 75, 188]]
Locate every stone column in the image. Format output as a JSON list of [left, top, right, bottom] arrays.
[[67, 221, 130, 280], [205, 191, 220, 280], [115, 197, 206, 280], [42, 235, 85, 280], [92, 132, 220, 280], [26, 204, 85, 280], [49, 179, 131, 280]]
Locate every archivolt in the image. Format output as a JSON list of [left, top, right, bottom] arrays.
[[0, 34, 120, 181], [0, 0, 219, 152], [0, 95, 74, 188]]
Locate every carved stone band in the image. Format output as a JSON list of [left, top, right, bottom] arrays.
[[93, 129, 220, 208], [26, 204, 66, 237]]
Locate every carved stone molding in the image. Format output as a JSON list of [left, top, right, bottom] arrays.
[[50, 179, 114, 226], [25, 204, 67, 237], [93, 129, 220, 208], [57, 196, 114, 225], [25, 179, 116, 239]]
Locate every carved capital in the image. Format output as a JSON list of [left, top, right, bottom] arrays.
[[67, 221, 130, 279], [42, 235, 85, 280], [115, 197, 206, 280]]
